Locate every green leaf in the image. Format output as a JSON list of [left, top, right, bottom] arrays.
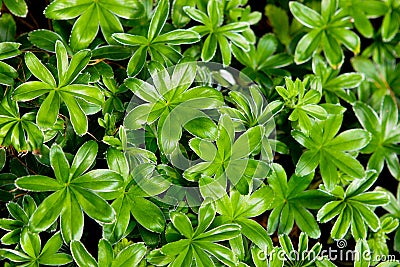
[[29, 189, 67, 232], [295, 150, 320, 177], [346, 171, 377, 198], [155, 30, 200, 45], [241, 186, 275, 217], [171, 212, 193, 238], [129, 196, 165, 233], [0, 248, 30, 262], [171, 62, 197, 94], [224, 32, 250, 52], [71, 170, 123, 199], [0, 219, 23, 231], [0, 14, 16, 42], [61, 189, 83, 243], [73, 186, 115, 223], [103, 196, 131, 243], [60, 84, 104, 107], [320, 153, 338, 191], [40, 232, 64, 258], [331, 205, 352, 239], [0, 147, 6, 171], [329, 28, 360, 54], [381, 95, 398, 137], [292, 204, 320, 238], [7, 202, 28, 223], [207, 0, 222, 28], [161, 239, 191, 256], [317, 200, 343, 223], [15, 175, 63, 192], [124, 104, 154, 129], [70, 140, 98, 179], [62, 94, 88, 135], [231, 125, 263, 160], [97, 239, 113, 267], [195, 224, 241, 242], [184, 117, 218, 140], [328, 129, 371, 151], [98, 8, 124, 45], [278, 204, 294, 234], [21, 195, 36, 218], [350, 191, 389, 206], [112, 243, 147, 267], [353, 101, 380, 134], [39, 253, 73, 265], [45, 0, 90, 19], [287, 173, 313, 198], [193, 245, 215, 267], [1, 229, 21, 245], [322, 32, 343, 69], [112, 33, 148, 46], [386, 151, 400, 179], [177, 86, 224, 109], [268, 164, 288, 198], [289, 1, 323, 28], [202, 33, 217, 62], [326, 150, 365, 179], [325, 73, 364, 89], [92, 45, 133, 60], [195, 201, 216, 235], [147, 249, 175, 265], [0, 61, 17, 86], [294, 29, 322, 64], [25, 52, 56, 87], [350, 206, 367, 240], [106, 148, 129, 179], [0, 42, 21, 60], [351, 201, 379, 231], [196, 242, 238, 267], [70, 240, 97, 267], [69, 7, 99, 51], [237, 218, 272, 251], [3, 0, 28, 17], [13, 81, 53, 102], [354, 239, 370, 267], [265, 5, 290, 46], [172, 0, 196, 28], [278, 235, 294, 258], [158, 110, 183, 155], [29, 29, 66, 52], [125, 78, 159, 103], [267, 203, 283, 234], [300, 104, 327, 120], [148, 0, 169, 41], [101, 0, 144, 19], [183, 6, 208, 24], [218, 35, 231, 66], [321, 0, 337, 21], [381, 11, 400, 42], [55, 40, 68, 81], [127, 46, 147, 77], [20, 228, 40, 258], [351, 6, 374, 38], [36, 91, 60, 129], [61, 48, 91, 86]]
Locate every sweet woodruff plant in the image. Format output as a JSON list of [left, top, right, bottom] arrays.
[[0, 0, 399, 266]]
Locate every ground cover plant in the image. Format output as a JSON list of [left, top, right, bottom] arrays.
[[0, 0, 399, 266]]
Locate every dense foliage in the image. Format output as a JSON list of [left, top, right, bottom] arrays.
[[0, 0, 399, 266]]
